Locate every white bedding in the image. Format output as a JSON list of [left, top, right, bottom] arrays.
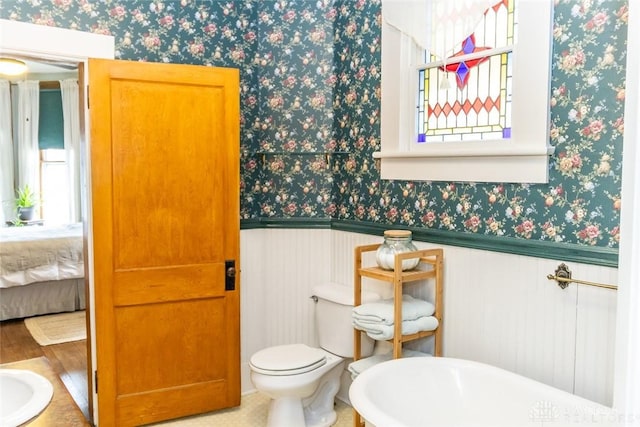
[[0, 223, 84, 288]]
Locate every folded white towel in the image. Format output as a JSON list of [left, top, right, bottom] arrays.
[[352, 294, 435, 325], [347, 349, 431, 379], [353, 316, 439, 341]]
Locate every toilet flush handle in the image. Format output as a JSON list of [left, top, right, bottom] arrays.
[[310, 295, 318, 303]]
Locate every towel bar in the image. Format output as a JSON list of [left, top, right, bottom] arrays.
[[547, 263, 617, 290]]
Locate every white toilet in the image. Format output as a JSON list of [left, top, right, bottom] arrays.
[[249, 282, 380, 427]]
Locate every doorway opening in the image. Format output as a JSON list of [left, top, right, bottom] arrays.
[[0, 55, 90, 422]]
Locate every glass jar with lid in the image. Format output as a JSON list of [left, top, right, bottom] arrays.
[[375, 230, 419, 271]]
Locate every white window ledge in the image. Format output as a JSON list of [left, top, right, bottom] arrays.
[[375, 144, 555, 183], [374, 144, 555, 159]]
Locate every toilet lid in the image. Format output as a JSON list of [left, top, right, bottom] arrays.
[[250, 344, 327, 376]]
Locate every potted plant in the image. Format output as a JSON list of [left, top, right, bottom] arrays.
[[15, 185, 38, 221]]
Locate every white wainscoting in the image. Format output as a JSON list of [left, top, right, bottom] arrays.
[[239, 229, 618, 406], [239, 228, 332, 393]]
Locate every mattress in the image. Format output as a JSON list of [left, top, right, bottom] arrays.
[[0, 223, 84, 288]]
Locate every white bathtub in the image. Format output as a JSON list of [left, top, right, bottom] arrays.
[[349, 357, 617, 427]]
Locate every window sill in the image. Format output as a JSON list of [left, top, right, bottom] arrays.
[[374, 144, 555, 159], [374, 145, 555, 183]]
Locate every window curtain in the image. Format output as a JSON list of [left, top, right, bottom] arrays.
[[0, 80, 14, 223], [59, 79, 81, 222], [16, 80, 40, 201], [383, 0, 496, 59]]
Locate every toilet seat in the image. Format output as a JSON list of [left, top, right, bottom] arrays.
[[250, 344, 327, 376]]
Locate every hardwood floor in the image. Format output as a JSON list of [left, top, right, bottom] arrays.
[[0, 318, 90, 423]]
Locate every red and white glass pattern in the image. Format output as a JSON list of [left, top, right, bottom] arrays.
[[417, 0, 514, 144]]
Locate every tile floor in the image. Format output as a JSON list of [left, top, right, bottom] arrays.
[[151, 392, 354, 427]]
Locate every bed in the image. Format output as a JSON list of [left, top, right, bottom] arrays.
[[0, 223, 85, 321]]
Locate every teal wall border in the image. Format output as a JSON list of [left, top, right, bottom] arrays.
[[241, 218, 332, 229], [240, 219, 619, 268]]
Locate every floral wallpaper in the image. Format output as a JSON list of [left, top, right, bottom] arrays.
[[249, 0, 337, 219], [1, 0, 628, 250]]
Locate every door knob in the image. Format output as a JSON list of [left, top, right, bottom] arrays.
[[225, 260, 236, 291]]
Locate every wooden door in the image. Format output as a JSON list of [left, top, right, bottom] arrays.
[[88, 59, 240, 426]]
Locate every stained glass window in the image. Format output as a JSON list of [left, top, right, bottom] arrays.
[[417, 0, 515, 144]]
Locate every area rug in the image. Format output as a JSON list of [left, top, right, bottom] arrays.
[[24, 311, 86, 346]]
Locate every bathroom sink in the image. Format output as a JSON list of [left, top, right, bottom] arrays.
[[0, 369, 53, 427]]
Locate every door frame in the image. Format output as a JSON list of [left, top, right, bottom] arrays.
[[0, 19, 114, 424], [613, 1, 640, 415]]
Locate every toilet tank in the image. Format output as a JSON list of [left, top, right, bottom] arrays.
[[312, 282, 380, 358]]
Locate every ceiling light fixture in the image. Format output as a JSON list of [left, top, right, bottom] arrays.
[[0, 58, 28, 76]]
